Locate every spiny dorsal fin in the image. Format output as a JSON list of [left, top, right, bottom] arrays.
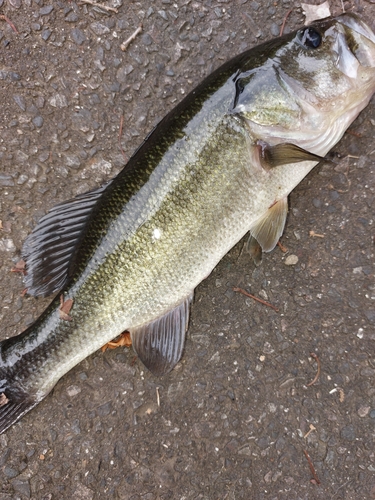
[[258, 141, 324, 170], [22, 182, 110, 297], [131, 295, 193, 376], [249, 197, 288, 252]]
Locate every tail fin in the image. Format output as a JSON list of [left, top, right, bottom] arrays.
[[0, 399, 37, 434], [0, 367, 37, 434]]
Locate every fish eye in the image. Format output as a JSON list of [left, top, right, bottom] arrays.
[[298, 27, 322, 49]]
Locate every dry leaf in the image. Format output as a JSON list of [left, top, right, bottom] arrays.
[[102, 332, 132, 352], [59, 295, 73, 321], [301, 1, 331, 25]]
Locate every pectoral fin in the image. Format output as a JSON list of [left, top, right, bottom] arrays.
[[131, 294, 193, 376], [258, 141, 324, 170], [249, 197, 288, 252]]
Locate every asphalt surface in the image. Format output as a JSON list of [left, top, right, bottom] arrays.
[[0, 0, 375, 499]]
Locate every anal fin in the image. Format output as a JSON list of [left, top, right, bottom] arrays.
[[249, 197, 288, 253], [246, 234, 263, 266], [131, 295, 193, 376]]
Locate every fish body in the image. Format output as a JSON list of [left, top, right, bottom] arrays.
[[1, 14, 375, 432]]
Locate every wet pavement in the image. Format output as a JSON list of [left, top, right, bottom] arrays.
[[0, 0, 375, 498]]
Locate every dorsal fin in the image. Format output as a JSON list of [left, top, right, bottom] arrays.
[[131, 295, 193, 376], [249, 197, 288, 252], [22, 182, 110, 297]]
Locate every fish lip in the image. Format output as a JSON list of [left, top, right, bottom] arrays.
[[330, 13, 375, 74], [337, 13, 375, 46]]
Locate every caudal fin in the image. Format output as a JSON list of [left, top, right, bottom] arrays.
[[0, 365, 38, 434], [0, 399, 37, 434]]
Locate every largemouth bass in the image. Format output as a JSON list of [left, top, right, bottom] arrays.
[[1, 13, 375, 433]]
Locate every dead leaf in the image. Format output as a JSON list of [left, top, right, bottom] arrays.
[[11, 259, 27, 274], [301, 1, 331, 24], [0, 393, 9, 406], [59, 295, 73, 321], [101, 332, 132, 352]]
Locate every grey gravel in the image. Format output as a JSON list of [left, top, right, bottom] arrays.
[[270, 22, 280, 36], [71, 28, 86, 45], [90, 22, 110, 36], [1, 2, 375, 499], [40, 5, 54, 16], [13, 94, 26, 111], [32, 116, 44, 128]]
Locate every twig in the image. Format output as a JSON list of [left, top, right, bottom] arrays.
[[280, 9, 292, 36], [330, 480, 351, 499], [306, 353, 321, 386], [309, 231, 324, 238], [329, 387, 345, 403], [233, 287, 279, 312], [303, 449, 321, 485], [121, 24, 143, 51], [131, 355, 138, 366], [0, 14, 19, 34], [118, 114, 128, 162], [79, 0, 118, 13], [303, 424, 316, 439], [156, 387, 160, 407], [346, 130, 362, 138], [277, 240, 288, 253]]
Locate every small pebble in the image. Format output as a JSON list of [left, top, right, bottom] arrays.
[[0, 238, 16, 252], [41, 29, 52, 41], [67, 385, 81, 397], [13, 94, 26, 111], [340, 424, 356, 441], [357, 406, 370, 418], [285, 255, 299, 266], [158, 10, 168, 21], [270, 23, 279, 37], [0, 174, 14, 187], [312, 198, 322, 208], [66, 12, 79, 22], [32, 116, 44, 128], [71, 28, 86, 45], [10, 478, 31, 498], [90, 22, 110, 36], [40, 5, 54, 15], [49, 94, 68, 108], [142, 33, 153, 46]]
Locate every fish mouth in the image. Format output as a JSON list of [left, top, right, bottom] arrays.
[[333, 14, 375, 76], [338, 14, 375, 48]]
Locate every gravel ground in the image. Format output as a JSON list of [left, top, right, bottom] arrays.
[[0, 0, 375, 499]]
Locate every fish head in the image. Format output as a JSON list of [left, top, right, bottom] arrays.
[[233, 13, 375, 155]]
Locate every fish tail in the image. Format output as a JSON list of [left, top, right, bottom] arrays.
[[0, 366, 37, 434]]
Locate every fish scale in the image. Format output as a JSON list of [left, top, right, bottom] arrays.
[[1, 13, 375, 433]]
